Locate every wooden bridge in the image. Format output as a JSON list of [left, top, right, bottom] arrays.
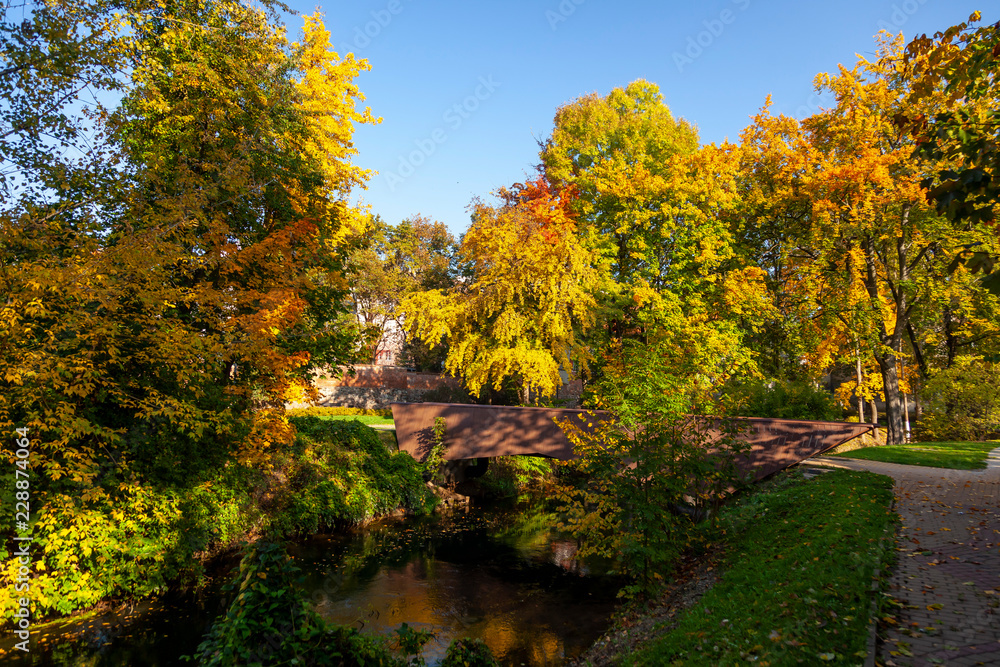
[[390, 402, 876, 481]]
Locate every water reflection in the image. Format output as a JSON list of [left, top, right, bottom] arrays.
[[0, 498, 618, 666], [293, 499, 619, 665]]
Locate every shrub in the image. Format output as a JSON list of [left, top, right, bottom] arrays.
[[187, 542, 407, 666], [273, 417, 434, 533], [477, 456, 553, 498], [557, 341, 751, 599], [441, 638, 499, 667], [723, 378, 844, 421], [0, 418, 432, 621], [915, 357, 1000, 441], [287, 406, 393, 418]]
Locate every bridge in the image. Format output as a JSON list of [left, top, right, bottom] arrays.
[[390, 402, 876, 481]]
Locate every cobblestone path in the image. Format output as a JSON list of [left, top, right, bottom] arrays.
[[808, 450, 1000, 667]]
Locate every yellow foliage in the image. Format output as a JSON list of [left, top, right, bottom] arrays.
[[402, 178, 598, 400]]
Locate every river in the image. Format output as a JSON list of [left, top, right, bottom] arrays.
[[0, 498, 620, 666]]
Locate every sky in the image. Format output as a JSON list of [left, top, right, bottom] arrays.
[[283, 0, 990, 236]]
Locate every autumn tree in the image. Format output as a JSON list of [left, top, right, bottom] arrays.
[[1, 0, 377, 614], [740, 33, 998, 444], [402, 176, 597, 403], [348, 215, 458, 367], [539, 79, 699, 342], [536, 81, 773, 402], [905, 12, 999, 229]]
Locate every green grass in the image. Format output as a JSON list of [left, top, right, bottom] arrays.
[[831, 440, 998, 470], [311, 414, 395, 426], [627, 469, 897, 666]]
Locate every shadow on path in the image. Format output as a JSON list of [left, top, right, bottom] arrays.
[[807, 450, 1000, 667]]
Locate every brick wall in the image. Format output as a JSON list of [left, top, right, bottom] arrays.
[[289, 366, 460, 410]]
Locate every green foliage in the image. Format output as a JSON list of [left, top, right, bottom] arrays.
[[833, 440, 999, 470], [418, 417, 449, 484], [723, 379, 844, 421], [477, 456, 553, 498], [274, 418, 433, 533], [0, 0, 382, 622], [905, 12, 999, 229], [0, 418, 430, 620], [349, 215, 459, 366], [628, 469, 896, 666], [557, 341, 750, 599], [0, 461, 264, 618], [188, 542, 406, 666], [441, 638, 499, 667], [392, 623, 434, 661], [915, 357, 1000, 441]]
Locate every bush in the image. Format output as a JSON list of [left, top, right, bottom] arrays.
[[723, 378, 844, 421], [187, 542, 407, 666], [915, 357, 1000, 441], [0, 462, 267, 620], [477, 456, 553, 498], [272, 417, 434, 533], [441, 638, 499, 667], [557, 341, 751, 599], [0, 417, 431, 621]]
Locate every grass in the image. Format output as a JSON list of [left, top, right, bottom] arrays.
[[311, 414, 395, 426], [831, 440, 998, 470], [627, 469, 897, 666]]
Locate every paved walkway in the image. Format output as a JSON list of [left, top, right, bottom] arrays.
[[807, 450, 1000, 667]]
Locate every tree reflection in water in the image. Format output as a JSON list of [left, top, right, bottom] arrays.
[[293, 498, 620, 666]]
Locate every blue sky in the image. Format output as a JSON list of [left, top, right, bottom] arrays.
[[284, 1, 989, 236]]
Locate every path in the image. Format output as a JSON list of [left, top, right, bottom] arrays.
[[806, 449, 1000, 667]]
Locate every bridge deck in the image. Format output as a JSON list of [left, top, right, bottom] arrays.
[[390, 402, 875, 481]]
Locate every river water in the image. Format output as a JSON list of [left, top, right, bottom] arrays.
[[0, 498, 620, 666]]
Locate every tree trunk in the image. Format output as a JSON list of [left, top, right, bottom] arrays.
[[861, 235, 906, 445], [900, 350, 911, 442], [876, 352, 906, 445], [855, 347, 865, 423], [944, 306, 958, 368]]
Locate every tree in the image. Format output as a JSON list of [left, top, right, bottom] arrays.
[[740, 33, 998, 443], [539, 79, 700, 342], [348, 214, 458, 366], [904, 12, 999, 229], [402, 176, 598, 402], [556, 340, 749, 598], [539, 81, 773, 399], [0, 0, 377, 614]]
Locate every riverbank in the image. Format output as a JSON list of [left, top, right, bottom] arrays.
[[573, 467, 898, 665], [0, 493, 616, 665], [0, 415, 435, 629]]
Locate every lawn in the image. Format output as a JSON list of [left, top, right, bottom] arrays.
[[626, 469, 897, 666], [831, 440, 999, 470], [312, 414, 395, 427]]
